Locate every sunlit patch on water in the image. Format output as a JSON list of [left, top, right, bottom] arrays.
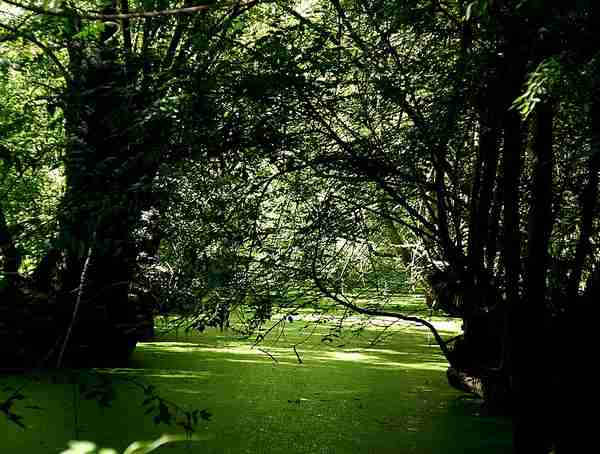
[[308, 351, 448, 371], [322, 351, 372, 362], [135, 341, 449, 372], [97, 368, 212, 379]]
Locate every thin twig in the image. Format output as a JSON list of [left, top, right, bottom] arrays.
[[256, 347, 278, 364], [56, 245, 93, 368], [292, 345, 303, 364]]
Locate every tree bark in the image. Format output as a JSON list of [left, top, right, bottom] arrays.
[[567, 73, 600, 301], [468, 76, 501, 280], [48, 12, 162, 363], [513, 100, 555, 454], [555, 45, 600, 454], [500, 107, 523, 378]]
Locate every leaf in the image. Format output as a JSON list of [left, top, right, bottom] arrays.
[[141, 397, 155, 407], [84, 391, 99, 400], [72, 23, 107, 41], [465, 2, 476, 21], [143, 385, 155, 396], [123, 434, 209, 454], [59, 440, 98, 454], [199, 409, 212, 421], [8, 413, 25, 429]]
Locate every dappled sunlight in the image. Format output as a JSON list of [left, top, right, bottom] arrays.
[[137, 341, 308, 365], [350, 347, 417, 356], [221, 358, 285, 365], [308, 350, 448, 371], [169, 388, 208, 395], [322, 351, 372, 362], [416, 343, 449, 349], [284, 313, 462, 335], [136, 338, 449, 372], [360, 318, 462, 334], [379, 361, 449, 371], [98, 368, 212, 380], [138, 341, 260, 356], [1, 313, 510, 454], [137, 341, 202, 352]]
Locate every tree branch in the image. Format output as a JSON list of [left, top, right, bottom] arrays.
[[281, 5, 339, 46], [0, 21, 70, 81], [310, 250, 454, 364], [1, 0, 215, 21]]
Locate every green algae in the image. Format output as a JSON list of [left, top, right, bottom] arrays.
[[1, 308, 512, 453]]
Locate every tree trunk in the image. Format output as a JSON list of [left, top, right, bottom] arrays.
[[567, 83, 600, 300], [500, 107, 523, 383], [468, 73, 501, 280], [554, 51, 600, 454], [513, 100, 555, 454], [48, 16, 161, 364]]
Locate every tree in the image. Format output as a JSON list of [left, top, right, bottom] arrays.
[[0, 0, 261, 366]]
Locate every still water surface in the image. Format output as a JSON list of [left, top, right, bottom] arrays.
[[1, 321, 512, 453]]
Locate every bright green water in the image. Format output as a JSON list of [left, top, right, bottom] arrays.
[[1, 312, 512, 453]]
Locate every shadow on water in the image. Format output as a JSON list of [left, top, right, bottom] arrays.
[[1, 323, 512, 453]]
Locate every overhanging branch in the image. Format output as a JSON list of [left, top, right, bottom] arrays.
[[0, 21, 70, 81], [310, 250, 455, 364], [1, 0, 229, 21]]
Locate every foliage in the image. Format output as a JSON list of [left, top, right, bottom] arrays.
[[73, 370, 211, 436], [0, 30, 64, 272], [0, 385, 26, 429], [512, 58, 562, 119], [60, 434, 210, 454]]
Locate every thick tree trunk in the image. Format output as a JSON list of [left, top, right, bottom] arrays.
[[567, 84, 600, 300], [485, 182, 502, 274], [500, 108, 523, 384], [46, 16, 160, 364], [554, 52, 600, 454], [468, 77, 501, 279], [512, 100, 555, 454]]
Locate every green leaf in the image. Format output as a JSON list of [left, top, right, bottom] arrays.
[[60, 440, 98, 454], [123, 434, 212, 454], [141, 397, 154, 406], [8, 413, 25, 429], [199, 409, 212, 421], [465, 2, 476, 21]]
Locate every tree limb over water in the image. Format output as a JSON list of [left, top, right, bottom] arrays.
[[310, 252, 455, 366]]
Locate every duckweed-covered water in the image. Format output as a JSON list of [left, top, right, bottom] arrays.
[[1, 311, 512, 453]]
